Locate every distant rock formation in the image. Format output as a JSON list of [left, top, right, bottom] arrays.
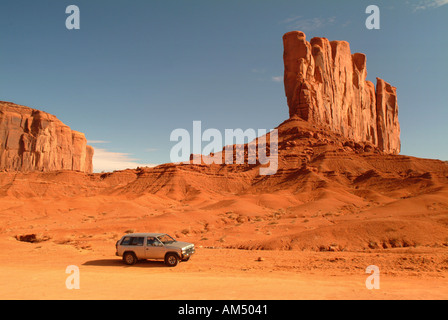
[[283, 31, 400, 154], [0, 101, 93, 173]]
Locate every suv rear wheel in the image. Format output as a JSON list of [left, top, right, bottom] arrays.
[[165, 253, 179, 267], [123, 252, 137, 265]]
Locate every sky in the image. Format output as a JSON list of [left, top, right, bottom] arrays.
[[0, 0, 447, 172]]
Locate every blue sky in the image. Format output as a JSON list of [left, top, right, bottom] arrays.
[[0, 0, 447, 172]]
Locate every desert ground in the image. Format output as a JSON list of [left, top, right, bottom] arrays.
[[1, 119, 447, 300], [0, 237, 447, 300]]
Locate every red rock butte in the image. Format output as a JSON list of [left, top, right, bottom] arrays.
[[0, 101, 93, 173], [283, 31, 400, 154]]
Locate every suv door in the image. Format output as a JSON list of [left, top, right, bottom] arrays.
[[145, 237, 166, 259], [123, 236, 145, 259]]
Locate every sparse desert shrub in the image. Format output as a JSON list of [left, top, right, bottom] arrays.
[[368, 241, 379, 249], [402, 239, 416, 248], [388, 238, 402, 248]]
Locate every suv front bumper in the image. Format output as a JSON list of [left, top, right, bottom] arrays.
[[181, 247, 195, 260]]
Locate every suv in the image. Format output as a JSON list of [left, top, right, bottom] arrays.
[[115, 233, 195, 267]]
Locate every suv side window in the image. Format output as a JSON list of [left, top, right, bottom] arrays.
[[121, 236, 131, 245], [130, 237, 144, 246], [147, 237, 156, 246]]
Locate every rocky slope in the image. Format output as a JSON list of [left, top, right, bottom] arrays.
[[283, 31, 400, 154], [1, 116, 447, 251], [0, 101, 93, 173]]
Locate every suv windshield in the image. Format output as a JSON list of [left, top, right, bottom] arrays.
[[157, 234, 176, 244]]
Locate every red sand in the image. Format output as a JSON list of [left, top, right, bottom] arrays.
[[1, 118, 447, 299]]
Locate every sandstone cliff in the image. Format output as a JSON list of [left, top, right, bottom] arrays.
[[283, 31, 400, 154], [0, 101, 93, 173]]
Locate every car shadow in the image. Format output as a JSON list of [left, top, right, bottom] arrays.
[[82, 259, 168, 268]]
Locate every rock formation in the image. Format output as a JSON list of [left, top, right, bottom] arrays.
[[283, 31, 400, 154], [0, 101, 93, 173]]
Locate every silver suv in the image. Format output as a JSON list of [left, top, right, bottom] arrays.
[[115, 233, 195, 267]]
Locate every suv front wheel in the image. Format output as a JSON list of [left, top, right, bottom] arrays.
[[165, 253, 179, 267]]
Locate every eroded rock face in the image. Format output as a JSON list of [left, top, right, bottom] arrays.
[[283, 31, 400, 154], [0, 101, 93, 173], [376, 78, 400, 154]]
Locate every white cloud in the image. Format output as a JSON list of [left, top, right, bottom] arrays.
[[281, 16, 336, 32], [272, 76, 283, 82], [87, 140, 110, 144], [413, 0, 448, 10], [93, 148, 157, 173]]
